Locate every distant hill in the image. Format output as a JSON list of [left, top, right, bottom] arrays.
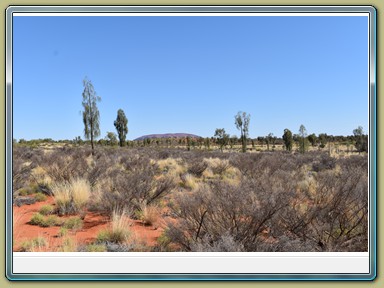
[[134, 133, 202, 141]]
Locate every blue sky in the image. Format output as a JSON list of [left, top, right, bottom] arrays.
[[13, 15, 369, 141]]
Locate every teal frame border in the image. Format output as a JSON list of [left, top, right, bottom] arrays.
[[5, 5, 377, 281]]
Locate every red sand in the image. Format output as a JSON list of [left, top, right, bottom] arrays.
[[13, 196, 163, 252]]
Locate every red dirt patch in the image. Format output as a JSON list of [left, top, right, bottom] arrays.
[[13, 196, 163, 252]]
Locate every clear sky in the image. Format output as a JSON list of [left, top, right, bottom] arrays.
[[13, 14, 369, 141]]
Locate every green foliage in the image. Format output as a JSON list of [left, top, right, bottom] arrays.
[[82, 77, 101, 153], [96, 229, 129, 244], [18, 186, 36, 196], [298, 125, 309, 154], [282, 128, 293, 151], [234, 111, 251, 153], [266, 133, 276, 151], [318, 133, 328, 149], [85, 244, 107, 252], [39, 204, 54, 215], [214, 128, 229, 152], [114, 109, 128, 147], [34, 192, 47, 202], [58, 227, 68, 237], [105, 132, 118, 146], [308, 133, 318, 147], [29, 213, 60, 227], [186, 137, 191, 151], [353, 126, 368, 152], [63, 216, 83, 230], [29, 213, 46, 226]]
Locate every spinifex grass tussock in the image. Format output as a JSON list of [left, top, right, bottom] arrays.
[[20, 236, 48, 252], [96, 210, 131, 244], [51, 178, 90, 215], [39, 204, 54, 215], [58, 237, 78, 252], [157, 157, 186, 178], [63, 216, 83, 231], [29, 213, 61, 227], [138, 203, 160, 226], [180, 173, 199, 191], [34, 192, 47, 202]]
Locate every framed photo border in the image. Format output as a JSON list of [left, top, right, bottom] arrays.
[[5, 5, 377, 281]]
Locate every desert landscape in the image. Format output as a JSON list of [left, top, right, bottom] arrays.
[[12, 138, 368, 252]]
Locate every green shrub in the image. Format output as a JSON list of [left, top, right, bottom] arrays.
[[29, 213, 60, 227], [29, 213, 47, 227], [46, 215, 61, 226], [18, 187, 34, 196], [39, 204, 54, 215], [85, 244, 107, 252], [58, 227, 68, 237], [63, 216, 83, 230], [34, 192, 47, 202]]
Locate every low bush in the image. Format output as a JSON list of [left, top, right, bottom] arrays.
[[34, 192, 47, 202], [39, 204, 54, 215], [29, 213, 60, 227], [63, 216, 83, 231], [84, 243, 107, 252]]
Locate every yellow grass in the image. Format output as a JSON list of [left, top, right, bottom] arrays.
[[183, 173, 199, 191], [97, 209, 132, 244], [51, 178, 91, 215], [139, 204, 160, 227], [31, 165, 53, 186], [157, 158, 186, 178]]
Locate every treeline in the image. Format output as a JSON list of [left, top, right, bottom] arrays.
[[15, 130, 368, 153], [15, 79, 368, 154]]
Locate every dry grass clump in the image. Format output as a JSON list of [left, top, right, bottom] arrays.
[[203, 158, 230, 175], [97, 210, 132, 244], [31, 166, 52, 187], [51, 178, 91, 215], [138, 203, 160, 226], [20, 236, 48, 252], [58, 237, 78, 252], [180, 173, 199, 191], [157, 158, 186, 179]]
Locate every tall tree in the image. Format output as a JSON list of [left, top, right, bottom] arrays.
[[105, 132, 118, 146], [234, 111, 251, 153], [318, 133, 328, 149], [266, 133, 274, 151], [82, 78, 101, 154], [214, 128, 229, 152], [353, 126, 368, 153], [114, 109, 128, 147], [307, 133, 318, 147], [282, 128, 293, 151], [298, 124, 309, 154]]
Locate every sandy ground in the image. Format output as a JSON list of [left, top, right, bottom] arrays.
[[13, 196, 163, 252]]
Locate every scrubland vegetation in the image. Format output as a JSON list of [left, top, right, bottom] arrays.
[[13, 144, 368, 252]]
